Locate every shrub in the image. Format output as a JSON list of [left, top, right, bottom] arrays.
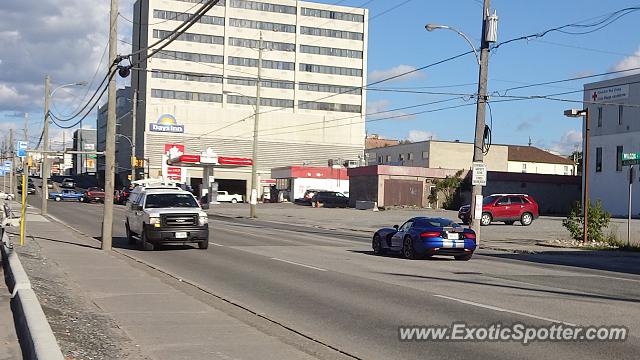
[[562, 200, 611, 242]]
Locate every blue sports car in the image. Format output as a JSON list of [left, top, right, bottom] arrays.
[[373, 217, 476, 260]]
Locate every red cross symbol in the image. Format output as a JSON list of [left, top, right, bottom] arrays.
[[592, 91, 598, 101]]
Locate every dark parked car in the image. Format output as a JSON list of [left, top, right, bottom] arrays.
[[294, 189, 327, 206], [311, 191, 349, 208], [18, 182, 36, 195], [458, 194, 539, 226], [373, 217, 476, 260], [61, 178, 76, 189]]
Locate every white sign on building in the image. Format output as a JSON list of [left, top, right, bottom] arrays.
[[591, 84, 629, 102]]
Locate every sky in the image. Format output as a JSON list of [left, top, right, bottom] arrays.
[[1, 0, 640, 155]]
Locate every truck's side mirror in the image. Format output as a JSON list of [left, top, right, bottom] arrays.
[[132, 204, 142, 211], [393, 224, 399, 230]]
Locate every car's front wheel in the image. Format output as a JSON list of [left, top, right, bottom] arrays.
[[402, 236, 417, 260], [231, 198, 237, 204], [521, 212, 534, 226], [372, 234, 386, 255], [480, 213, 492, 226], [125, 221, 135, 245], [55, 197, 61, 202]]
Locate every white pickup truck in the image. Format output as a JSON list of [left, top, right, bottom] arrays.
[[216, 191, 243, 203]]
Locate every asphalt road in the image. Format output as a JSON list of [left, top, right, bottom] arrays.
[[26, 194, 640, 360]]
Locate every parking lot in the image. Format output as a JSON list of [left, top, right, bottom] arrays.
[[207, 202, 640, 250]]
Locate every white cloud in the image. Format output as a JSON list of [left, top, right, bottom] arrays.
[[407, 130, 436, 142], [611, 46, 640, 75], [366, 99, 390, 114], [549, 129, 582, 155], [368, 64, 426, 83]]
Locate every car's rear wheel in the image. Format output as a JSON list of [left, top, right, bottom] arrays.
[[521, 212, 533, 226], [372, 234, 386, 255], [125, 221, 135, 245], [198, 240, 209, 249], [402, 236, 417, 260], [454, 253, 473, 261], [79, 197, 85, 202], [55, 197, 61, 202], [480, 213, 492, 226]]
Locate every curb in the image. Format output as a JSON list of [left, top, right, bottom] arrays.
[[1, 227, 64, 360]]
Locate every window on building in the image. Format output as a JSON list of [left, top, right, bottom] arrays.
[[564, 166, 569, 175], [378, 156, 383, 164], [596, 147, 602, 172], [617, 146, 623, 172], [153, 29, 224, 45], [151, 89, 222, 103], [227, 76, 294, 89], [298, 100, 361, 113], [300, 26, 364, 41], [227, 95, 293, 108], [153, 10, 224, 26], [408, 153, 414, 160], [597, 107, 603, 127], [299, 45, 363, 59], [229, 37, 295, 52], [156, 50, 223, 64], [299, 63, 362, 77], [522, 163, 527, 173], [300, 7, 364, 22], [229, 18, 295, 33], [386, 155, 391, 162], [298, 82, 361, 95], [399, 154, 404, 161], [422, 151, 428, 159], [618, 105, 624, 125], [230, 0, 296, 14], [151, 70, 222, 84]]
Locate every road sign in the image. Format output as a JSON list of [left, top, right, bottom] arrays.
[[622, 152, 640, 166], [471, 162, 487, 186], [17, 141, 27, 157]]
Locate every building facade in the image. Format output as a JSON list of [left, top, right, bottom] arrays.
[[97, 87, 137, 187], [131, 0, 368, 197], [366, 140, 575, 176], [584, 74, 640, 216], [72, 129, 97, 176]]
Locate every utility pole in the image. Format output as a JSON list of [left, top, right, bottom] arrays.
[[469, 0, 493, 242], [131, 90, 137, 183], [42, 75, 51, 215], [101, 0, 118, 251], [9, 129, 15, 196], [249, 33, 263, 218]]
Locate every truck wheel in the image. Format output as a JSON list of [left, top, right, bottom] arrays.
[[231, 198, 237, 204], [198, 240, 209, 249], [55, 197, 61, 202], [125, 221, 135, 245], [140, 228, 148, 250]]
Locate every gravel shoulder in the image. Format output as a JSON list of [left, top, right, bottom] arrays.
[[11, 232, 150, 360]]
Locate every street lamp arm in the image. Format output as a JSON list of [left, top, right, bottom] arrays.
[[425, 24, 481, 66], [115, 133, 133, 147]]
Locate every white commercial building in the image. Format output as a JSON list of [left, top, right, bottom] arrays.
[[366, 140, 574, 175], [584, 74, 640, 216], [130, 0, 368, 197]]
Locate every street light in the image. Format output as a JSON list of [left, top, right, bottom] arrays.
[[564, 108, 590, 243], [41, 79, 87, 216], [425, 24, 481, 65], [425, 1, 498, 245]]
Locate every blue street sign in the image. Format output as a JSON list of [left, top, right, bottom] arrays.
[[17, 141, 27, 158], [3, 161, 11, 171]]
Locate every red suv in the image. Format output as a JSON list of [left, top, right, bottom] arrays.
[[458, 194, 539, 226]]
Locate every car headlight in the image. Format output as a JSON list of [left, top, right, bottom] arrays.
[[149, 217, 161, 227], [199, 216, 209, 226]]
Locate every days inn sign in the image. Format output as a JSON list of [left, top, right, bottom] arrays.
[[149, 114, 184, 133]]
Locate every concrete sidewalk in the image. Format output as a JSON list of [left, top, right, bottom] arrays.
[[8, 208, 322, 359], [0, 240, 22, 360]]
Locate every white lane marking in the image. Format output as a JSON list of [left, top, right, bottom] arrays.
[[271, 258, 328, 272], [434, 294, 576, 326], [209, 242, 224, 247]]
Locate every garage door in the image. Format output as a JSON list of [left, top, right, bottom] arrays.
[[384, 179, 423, 207]]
